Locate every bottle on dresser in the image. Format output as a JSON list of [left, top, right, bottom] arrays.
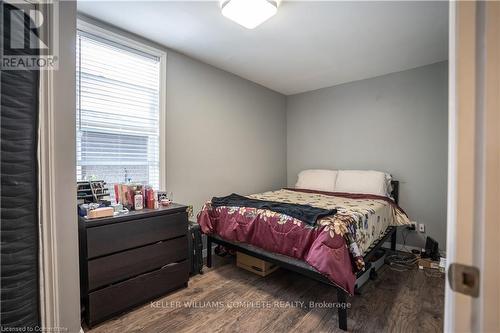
[[134, 190, 143, 210]]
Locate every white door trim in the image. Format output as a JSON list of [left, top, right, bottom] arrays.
[[38, 65, 61, 330], [445, 1, 500, 331], [36, 1, 61, 328], [445, 2, 478, 330], [444, 1, 458, 330], [38, 2, 80, 331], [479, 2, 500, 330]]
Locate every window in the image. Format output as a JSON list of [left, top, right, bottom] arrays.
[[76, 29, 162, 190]]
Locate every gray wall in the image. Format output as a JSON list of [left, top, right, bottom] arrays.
[[78, 15, 287, 216], [164, 55, 287, 250], [286, 62, 448, 248], [165, 51, 287, 215]]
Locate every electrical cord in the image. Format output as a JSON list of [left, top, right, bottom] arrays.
[[384, 226, 418, 271], [386, 252, 418, 271], [386, 226, 444, 276], [423, 268, 444, 278]]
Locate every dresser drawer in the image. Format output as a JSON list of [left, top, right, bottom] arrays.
[[86, 212, 187, 259], [87, 236, 188, 291], [88, 260, 189, 326]]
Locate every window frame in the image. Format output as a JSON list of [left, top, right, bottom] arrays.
[[76, 17, 167, 190]]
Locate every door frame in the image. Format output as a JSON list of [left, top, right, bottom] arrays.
[[37, 1, 81, 332], [445, 1, 500, 331]]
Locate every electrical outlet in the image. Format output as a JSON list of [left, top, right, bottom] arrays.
[[418, 223, 425, 233]]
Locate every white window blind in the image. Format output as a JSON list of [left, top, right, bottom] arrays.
[[76, 31, 161, 190]]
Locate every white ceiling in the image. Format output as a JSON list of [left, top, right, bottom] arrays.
[[78, 1, 449, 95]]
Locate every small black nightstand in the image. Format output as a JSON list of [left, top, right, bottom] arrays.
[[188, 221, 203, 276]]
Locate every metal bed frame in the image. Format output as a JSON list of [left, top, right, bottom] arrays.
[[205, 181, 399, 331]]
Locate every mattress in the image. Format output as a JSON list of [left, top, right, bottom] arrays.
[[197, 188, 410, 294]]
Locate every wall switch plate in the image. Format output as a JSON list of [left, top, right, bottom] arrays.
[[418, 223, 425, 233]]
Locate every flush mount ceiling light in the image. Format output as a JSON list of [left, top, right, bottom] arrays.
[[220, 0, 279, 29]]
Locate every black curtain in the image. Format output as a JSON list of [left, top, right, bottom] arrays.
[[0, 2, 41, 329]]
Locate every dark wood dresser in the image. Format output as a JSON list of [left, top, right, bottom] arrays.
[[79, 204, 189, 327]]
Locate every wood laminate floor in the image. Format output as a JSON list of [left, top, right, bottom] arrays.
[[86, 256, 444, 333]]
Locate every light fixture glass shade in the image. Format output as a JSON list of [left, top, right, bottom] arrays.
[[221, 0, 278, 29]]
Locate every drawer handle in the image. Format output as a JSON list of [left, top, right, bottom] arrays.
[[161, 262, 181, 269], [163, 263, 177, 267]]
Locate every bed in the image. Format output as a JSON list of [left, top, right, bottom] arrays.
[[197, 176, 410, 331]]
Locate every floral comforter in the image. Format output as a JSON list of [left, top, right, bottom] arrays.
[[197, 188, 410, 294]]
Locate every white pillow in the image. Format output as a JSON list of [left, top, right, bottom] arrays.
[[335, 170, 392, 197], [295, 169, 337, 192]]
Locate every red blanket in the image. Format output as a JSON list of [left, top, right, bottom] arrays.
[[198, 206, 355, 294], [197, 188, 408, 295]]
